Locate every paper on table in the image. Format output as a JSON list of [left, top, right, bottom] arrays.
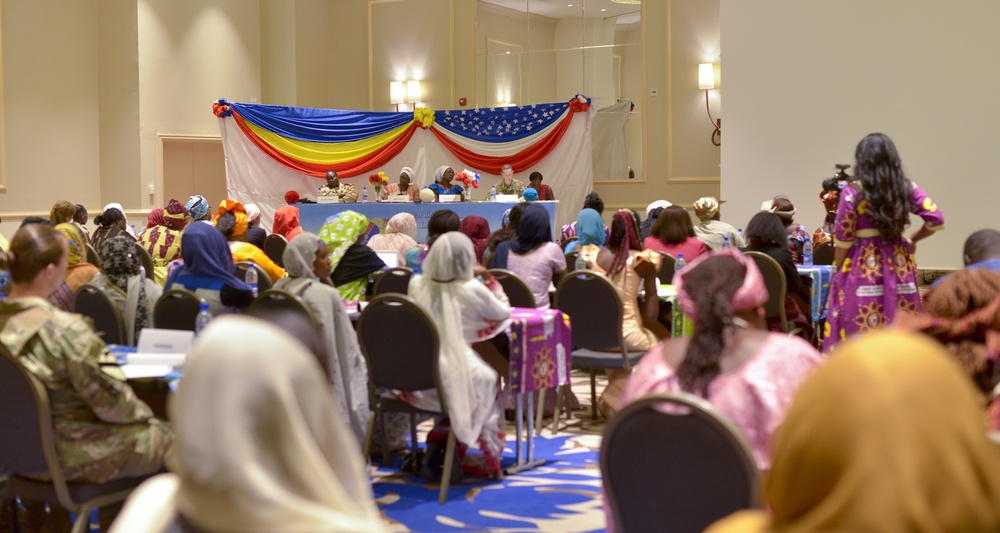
[[495, 194, 519, 202], [121, 365, 175, 379], [127, 353, 187, 366]]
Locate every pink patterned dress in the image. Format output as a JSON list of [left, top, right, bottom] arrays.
[[822, 182, 945, 351]]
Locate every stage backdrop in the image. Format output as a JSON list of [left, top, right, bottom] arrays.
[[213, 96, 596, 235]]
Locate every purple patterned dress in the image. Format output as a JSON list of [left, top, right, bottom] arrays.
[[823, 182, 944, 351]]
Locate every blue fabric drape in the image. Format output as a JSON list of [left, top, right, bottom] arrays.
[[225, 100, 413, 143], [433, 102, 569, 142]]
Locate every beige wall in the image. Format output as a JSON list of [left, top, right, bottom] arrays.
[[721, 0, 999, 269]]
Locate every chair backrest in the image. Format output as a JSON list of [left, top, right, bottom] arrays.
[[0, 346, 76, 505], [814, 241, 834, 266], [373, 267, 413, 296], [154, 288, 201, 331], [744, 251, 789, 332], [357, 294, 444, 402], [601, 392, 759, 533], [134, 243, 155, 280], [560, 236, 578, 248], [488, 268, 537, 308], [234, 261, 273, 291], [655, 252, 677, 285], [263, 233, 287, 268], [565, 251, 580, 272], [73, 285, 126, 345], [248, 289, 318, 326], [554, 270, 628, 356], [482, 251, 495, 269], [84, 243, 101, 268]]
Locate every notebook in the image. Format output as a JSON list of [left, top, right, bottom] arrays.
[[375, 250, 399, 268]]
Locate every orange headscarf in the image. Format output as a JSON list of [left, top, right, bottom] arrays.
[[212, 199, 249, 237]]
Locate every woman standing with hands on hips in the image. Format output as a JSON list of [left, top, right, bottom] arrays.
[[823, 133, 945, 351]]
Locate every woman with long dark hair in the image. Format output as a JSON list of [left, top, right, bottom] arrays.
[[823, 133, 945, 351]]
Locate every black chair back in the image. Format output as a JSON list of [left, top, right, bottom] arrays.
[[655, 252, 677, 285], [488, 268, 536, 308], [560, 236, 578, 248], [483, 251, 495, 268], [248, 289, 318, 326], [234, 262, 273, 291], [814, 241, 834, 266], [602, 392, 759, 533], [264, 234, 288, 268], [154, 288, 201, 331], [134, 243, 155, 280], [744, 251, 789, 332], [0, 347, 50, 475], [554, 270, 625, 352], [84, 244, 101, 268], [373, 267, 413, 295], [357, 294, 441, 395], [565, 251, 580, 272], [73, 285, 126, 345]]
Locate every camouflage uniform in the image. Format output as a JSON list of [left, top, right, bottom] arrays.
[[319, 182, 360, 203], [0, 297, 172, 483], [495, 178, 526, 197]]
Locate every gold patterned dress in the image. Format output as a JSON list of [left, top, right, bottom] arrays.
[[593, 250, 662, 351]]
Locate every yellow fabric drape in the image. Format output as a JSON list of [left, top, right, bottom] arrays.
[[244, 120, 415, 164]]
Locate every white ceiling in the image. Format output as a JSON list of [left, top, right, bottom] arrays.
[[479, 0, 640, 25]]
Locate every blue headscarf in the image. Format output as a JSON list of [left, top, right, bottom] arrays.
[[565, 208, 605, 253], [165, 222, 250, 292], [522, 187, 539, 201]]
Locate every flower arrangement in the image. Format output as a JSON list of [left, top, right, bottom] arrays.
[[455, 169, 480, 189], [368, 171, 389, 200]]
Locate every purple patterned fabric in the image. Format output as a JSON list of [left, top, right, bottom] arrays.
[[508, 308, 572, 394]]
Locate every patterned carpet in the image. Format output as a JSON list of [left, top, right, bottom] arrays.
[[373, 371, 610, 533]]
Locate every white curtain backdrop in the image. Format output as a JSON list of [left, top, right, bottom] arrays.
[[591, 100, 632, 181]]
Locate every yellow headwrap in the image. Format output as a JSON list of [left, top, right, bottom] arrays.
[[55, 223, 84, 266], [212, 199, 249, 237]]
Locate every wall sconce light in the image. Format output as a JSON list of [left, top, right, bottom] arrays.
[[390, 81, 405, 110], [391, 80, 423, 111], [699, 63, 721, 146], [406, 80, 422, 103]]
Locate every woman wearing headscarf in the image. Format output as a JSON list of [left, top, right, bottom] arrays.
[[90, 206, 134, 251], [459, 215, 491, 264], [560, 192, 610, 244], [164, 222, 254, 315], [213, 199, 286, 284], [273, 233, 371, 445], [640, 200, 672, 240], [382, 166, 420, 202], [185, 194, 211, 223], [89, 236, 163, 345], [707, 331, 1000, 533], [405, 210, 460, 273], [425, 165, 465, 202], [492, 203, 565, 309], [404, 232, 512, 479], [564, 207, 606, 269], [108, 316, 388, 533], [138, 200, 188, 286], [366, 212, 417, 266], [618, 249, 822, 470], [486, 203, 528, 255], [48, 223, 101, 312], [103, 202, 137, 238], [243, 203, 267, 250], [318, 211, 385, 302], [273, 205, 305, 241], [142, 208, 164, 236], [692, 196, 745, 250], [761, 195, 809, 263], [49, 200, 77, 226]]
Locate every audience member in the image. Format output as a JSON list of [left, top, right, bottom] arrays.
[[141, 208, 164, 236], [564, 207, 606, 269], [272, 205, 305, 241], [243, 203, 267, 249], [20, 216, 52, 228], [49, 200, 76, 226], [48, 223, 100, 312], [561, 192, 609, 244], [528, 171, 555, 200], [741, 212, 812, 338], [496, 163, 526, 197], [932, 228, 1000, 287], [164, 222, 254, 315], [103, 202, 137, 238], [487, 204, 527, 256], [621, 249, 822, 469], [761, 195, 808, 263], [590, 209, 664, 416], [109, 316, 387, 533], [91, 206, 134, 251], [274, 233, 371, 445], [693, 196, 745, 250], [318, 211, 385, 302], [493, 203, 565, 309], [405, 233, 512, 479], [319, 170, 359, 203], [366, 213, 417, 267], [459, 215, 491, 264], [184, 194, 211, 222], [521, 187, 539, 201], [640, 200, 672, 240], [407, 209, 460, 272], [138, 200, 188, 286], [213, 200, 285, 284], [707, 332, 1000, 532], [89, 236, 163, 345], [644, 205, 709, 262], [0, 223, 172, 532], [824, 133, 945, 351], [73, 203, 91, 242], [382, 166, 420, 202]]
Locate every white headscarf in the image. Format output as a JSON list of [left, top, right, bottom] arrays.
[[407, 232, 512, 445], [172, 316, 385, 532], [103, 202, 136, 238], [434, 165, 451, 184], [282, 232, 325, 281], [400, 166, 414, 179], [244, 203, 261, 224]]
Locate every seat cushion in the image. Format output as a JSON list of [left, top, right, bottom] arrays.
[[572, 349, 645, 370]]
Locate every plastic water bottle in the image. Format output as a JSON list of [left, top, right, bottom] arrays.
[[574, 255, 588, 271], [672, 253, 686, 284], [722, 236, 731, 249], [802, 238, 814, 266], [362, 186, 369, 203], [138, 264, 146, 280], [194, 301, 212, 334], [490, 185, 497, 202], [245, 266, 258, 297]]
